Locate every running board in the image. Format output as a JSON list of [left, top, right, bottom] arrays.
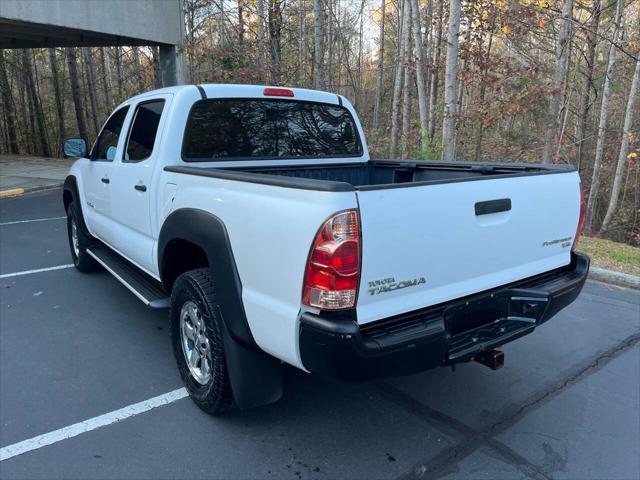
[[87, 245, 170, 309]]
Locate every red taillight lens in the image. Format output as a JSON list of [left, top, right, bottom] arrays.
[[572, 183, 586, 251], [263, 87, 294, 97], [303, 210, 361, 310]]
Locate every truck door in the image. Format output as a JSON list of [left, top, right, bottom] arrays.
[[109, 96, 169, 275], [83, 106, 130, 246]]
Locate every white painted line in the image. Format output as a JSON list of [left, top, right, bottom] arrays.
[[0, 264, 74, 279], [0, 388, 188, 461], [0, 216, 66, 226]]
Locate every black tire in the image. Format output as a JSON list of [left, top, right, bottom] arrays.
[[66, 201, 98, 272], [170, 268, 234, 414]]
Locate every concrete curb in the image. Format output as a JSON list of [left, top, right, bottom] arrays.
[[589, 267, 640, 290], [0, 184, 62, 198]]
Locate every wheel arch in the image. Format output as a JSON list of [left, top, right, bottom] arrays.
[[158, 208, 283, 410]]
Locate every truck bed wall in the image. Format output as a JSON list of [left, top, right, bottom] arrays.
[[236, 161, 568, 189]]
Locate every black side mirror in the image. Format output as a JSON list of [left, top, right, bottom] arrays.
[[63, 138, 87, 158]]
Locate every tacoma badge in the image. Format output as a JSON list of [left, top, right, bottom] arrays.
[[368, 277, 426, 295]]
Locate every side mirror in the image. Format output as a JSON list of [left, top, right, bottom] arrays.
[[63, 138, 87, 158]]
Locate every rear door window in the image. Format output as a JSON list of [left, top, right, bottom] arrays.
[[124, 100, 165, 162], [182, 99, 363, 161]]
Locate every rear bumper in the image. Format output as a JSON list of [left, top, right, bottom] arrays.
[[299, 252, 590, 381]]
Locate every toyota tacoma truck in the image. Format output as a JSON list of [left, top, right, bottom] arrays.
[[62, 84, 589, 414]]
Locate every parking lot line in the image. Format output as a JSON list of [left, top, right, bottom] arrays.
[[0, 216, 66, 226], [0, 264, 74, 279], [0, 388, 188, 462]]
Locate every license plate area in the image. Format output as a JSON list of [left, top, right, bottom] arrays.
[[444, 289, 549, 336]]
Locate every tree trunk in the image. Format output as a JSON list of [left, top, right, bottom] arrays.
[[257, 0, 267, 69], [0, 50, 19, 154], [541, 0, 574, 163], [131, 47, 145, 93], [313, 0, 324, 89], [66, 48, 89, 142], [441, 0, 461, 161], [410, 0, 430, 157], [219, 0, 226, 47], [390, 0, 410, 158], [268, 0, 283, 84], [372, 0, 385, 131], [152, 47, 163, 89], [114, 47, 124, 100], [82, 47, 100, 136], [327, 1, 335, 88], [584, 0, 624, 233], [99, 47, 114, 109], [298, 0, 306, 85], [575, 0, 601, 172], [600, 55, 640, 232], [238, 0, 245, 46], [401, 0, 413, 157], [22, 50, 50, 157], [428, 0, 443, 143], [48, 48, 65, 156], [474, 26, 495, 162]]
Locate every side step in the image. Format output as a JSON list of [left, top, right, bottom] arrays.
[[87, 245, 170, 309]]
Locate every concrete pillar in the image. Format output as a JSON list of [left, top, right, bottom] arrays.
[[159, 45, 186, 86]]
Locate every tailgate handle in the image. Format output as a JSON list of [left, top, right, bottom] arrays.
[[475, 198, 511, 216]]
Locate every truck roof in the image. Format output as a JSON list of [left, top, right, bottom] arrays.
[[125, 84, 343, 107]]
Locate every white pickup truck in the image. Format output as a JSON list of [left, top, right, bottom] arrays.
[[62, 84, 589, 413]]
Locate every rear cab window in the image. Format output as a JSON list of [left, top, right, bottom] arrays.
[[182, 99, 363, 161]]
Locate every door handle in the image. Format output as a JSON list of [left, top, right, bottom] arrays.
[[475, 198, 511, 216], [134, 184, 147, 192], [101, 177, 110, 184]]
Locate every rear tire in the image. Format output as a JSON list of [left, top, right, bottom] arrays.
[[170, 268, 234, 414], [66, 201, 98, 272]]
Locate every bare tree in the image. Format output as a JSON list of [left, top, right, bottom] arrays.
[[0, 50, 19, 154], [575, 0, 601, 171], [66, 48, 89, 142], [82, 47, 100, 136], [410, 0, 430, 157], [257, 0, 267, 69], [584, 0, 624, 233], [390, 0, 410, 158], [441, 0, 461, 161], [313, 0, 324, 89], [48, 48, 65, 155], [428, 0, 443, 143], [238, 0, 245, 45], [22, 50, 50, 157], [600, 54, 640, 232], [541, 0, 574, 163], [372, 0, 386, 131], [268, 0, 283, 84], [99, 47, 114, 108]]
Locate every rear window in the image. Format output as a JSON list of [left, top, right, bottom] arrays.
[[182, 99, 363, 161]]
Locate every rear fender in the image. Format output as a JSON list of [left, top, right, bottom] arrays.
[[158, 208, 283, 410]]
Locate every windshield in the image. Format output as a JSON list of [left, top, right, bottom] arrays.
[[182, 99, 363, 161]]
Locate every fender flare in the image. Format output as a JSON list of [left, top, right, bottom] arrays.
[[62, 175, 91, 237], [158, 208, 282, 409]]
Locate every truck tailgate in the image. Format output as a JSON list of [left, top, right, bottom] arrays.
[[356, 171, 581, 325]]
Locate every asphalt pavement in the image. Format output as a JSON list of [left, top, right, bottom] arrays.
[[0, 189, 638, 480]]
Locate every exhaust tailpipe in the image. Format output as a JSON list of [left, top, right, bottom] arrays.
[[475, 350, 504, 370]]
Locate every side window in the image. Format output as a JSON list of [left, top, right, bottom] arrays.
[[124, 100, 165, 162], [92, 106, 129, 161]]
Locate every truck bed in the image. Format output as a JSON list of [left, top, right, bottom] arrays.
[[166, 160, 574, 191]]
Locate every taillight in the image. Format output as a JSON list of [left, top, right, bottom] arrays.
[[302, 210, 361, 310], [572, 183, 586, 251]]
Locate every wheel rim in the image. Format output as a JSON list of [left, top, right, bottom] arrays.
[[71, 218, 80, 259], [180, 300, 213, 385]]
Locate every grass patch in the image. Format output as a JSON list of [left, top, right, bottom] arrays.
[[577, 236, 640, 276]]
